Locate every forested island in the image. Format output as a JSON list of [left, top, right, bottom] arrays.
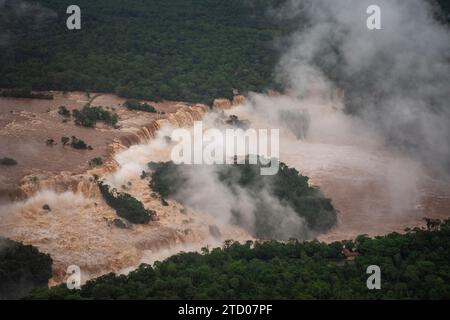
[[149, 160, 337, 240]]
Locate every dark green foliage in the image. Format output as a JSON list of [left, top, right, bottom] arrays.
[[271, 162, 336, 232], [0, 157, 18, 166], [89, 157, 103, 167], [0, 237, 53, 300], [148, 160, 337, 239], [58, 106, 71, 118], [70, 136, 88, 150], [72, 105, 118, 128], [0, 0, 287, 103], [0, 88, 53, 100], [26, 220, 450, 300], [61, 136, 70, 146], [113, 219, 128, 229], [148, 161, 188, 200], [98, 182, 154, 224], [124, 99, 157, 113]]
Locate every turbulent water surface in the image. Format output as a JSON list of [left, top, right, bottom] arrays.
[[1, 92, 449, 285]]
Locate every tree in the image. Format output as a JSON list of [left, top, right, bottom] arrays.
[[58, 106, 71, 118], [72, 106, 119, 128], [89, 157, 103, 167], [70, 136, 88, 150]]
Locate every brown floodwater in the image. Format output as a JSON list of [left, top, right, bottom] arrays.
[[229, 95, 450, 242], [1, 91, 449, 286], [0, 91, 186, 201], [0, 91, 245, 285]]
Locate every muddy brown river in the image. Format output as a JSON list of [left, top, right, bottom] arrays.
[[1, 91, 449, 285]]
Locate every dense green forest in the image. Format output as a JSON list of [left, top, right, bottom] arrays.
[[0, 237, 53, 300], [0, 0, 288, 103], [27, 219, 450, 299], [148, 160, 337, 240], [1, 0, 448, 104]]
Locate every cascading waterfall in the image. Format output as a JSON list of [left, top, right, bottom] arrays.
[[0, 103, 242, 286]]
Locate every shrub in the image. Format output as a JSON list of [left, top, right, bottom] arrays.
[[58, 106, 71, 118], [124, 99, 157, 113], [70, 136, 88, 150], [89, 157, 103, 167]]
